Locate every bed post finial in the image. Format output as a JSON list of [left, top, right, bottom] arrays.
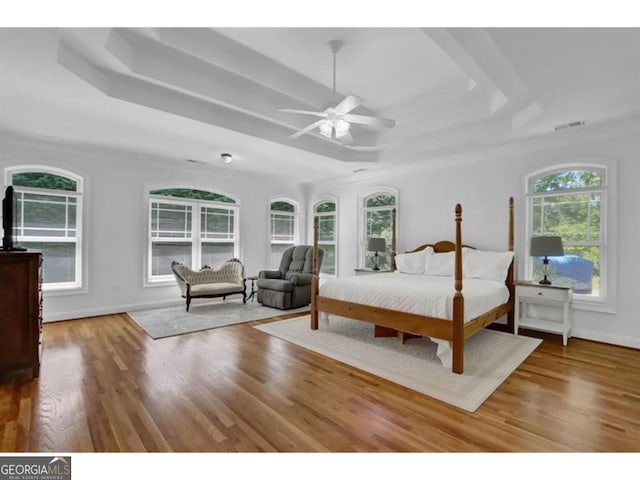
[[452, 203, 464, 374], [454, 203, 463, 293], [508, 197, 514, 252], [311, 215, 319, 330]]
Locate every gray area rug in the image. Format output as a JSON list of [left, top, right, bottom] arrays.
[[255, 315, 541, 412], [128, 300, 309, 339]]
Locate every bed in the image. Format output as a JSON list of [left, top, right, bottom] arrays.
[[310, 198, 515, 375]]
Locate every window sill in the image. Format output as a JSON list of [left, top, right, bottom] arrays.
[[43, 285, 87, 297], [144, 278, 177, 288]]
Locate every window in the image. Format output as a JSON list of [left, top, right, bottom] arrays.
[[314, 201, 337, 276], [148, 188, 238, 282], [362, 191, 396, 270], [269, 200, 298, 269], [527, 167, 606, 301], [7, 167, 83, 290]]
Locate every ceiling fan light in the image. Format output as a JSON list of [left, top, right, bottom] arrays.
[[318, 121, 333, 138], [334, 119, 350, 138]]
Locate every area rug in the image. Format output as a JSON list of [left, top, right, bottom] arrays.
[[127, 300, 309, 339], [255, 315, 541, 412]]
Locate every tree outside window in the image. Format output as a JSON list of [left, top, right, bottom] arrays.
[[149, 188, 238, 281], [528, 168, 605, 298], [362, 192, 396, 270], [269, 200, 297, 269], [8, 169, 83, 290], [314, 201, 336, 276]]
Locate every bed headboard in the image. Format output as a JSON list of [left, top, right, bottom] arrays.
[[406, 241, 475, 254]]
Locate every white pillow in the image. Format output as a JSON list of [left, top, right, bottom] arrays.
[[424, 251, 456, 276], [463, 249, 514, 283], [395, 247, 433, 274]]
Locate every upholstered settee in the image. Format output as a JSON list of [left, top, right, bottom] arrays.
[[171, 259, 246, 311], [257, 245, 323, 310]]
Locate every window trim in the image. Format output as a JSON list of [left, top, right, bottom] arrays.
[[146, 190, 240, 285], [358, 187, 398, 270], [312, 196, 338, 278], [5, 165, 84, 292], [524, 162, 614, 313], [267, 197, 299, 270]]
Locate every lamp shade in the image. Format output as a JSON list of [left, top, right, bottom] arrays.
[[367, 237, 386, 252], [530, 236, 564, 257]]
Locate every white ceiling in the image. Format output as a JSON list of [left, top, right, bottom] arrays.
[[1, 27, 639, 184]]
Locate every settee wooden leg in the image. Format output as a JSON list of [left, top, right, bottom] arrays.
[[242, 292, 247, 304], [186, 296, 191, 312]]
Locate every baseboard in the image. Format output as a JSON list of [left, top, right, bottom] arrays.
[[43, 299, 184, 322], [571, 327, 640, 350]]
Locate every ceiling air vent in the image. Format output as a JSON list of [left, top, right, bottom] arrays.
[[554, 120, 585, 132]]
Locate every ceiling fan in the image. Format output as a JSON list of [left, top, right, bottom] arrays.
[[280, 40, 396, 146]]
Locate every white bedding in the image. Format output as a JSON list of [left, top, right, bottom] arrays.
[[319, 272, 509, 323], [319, 272, 510, 368]]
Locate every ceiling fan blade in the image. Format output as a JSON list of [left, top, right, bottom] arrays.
[[289, 119, 326, 139], [334, 95, 364, 114], [342, 114, 396, 129], [279, 108, 327, 118], [337, 132, 354, 146]]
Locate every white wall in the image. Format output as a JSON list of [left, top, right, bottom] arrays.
[[0, 132, 305, 321], [308, 130, 640, 349]]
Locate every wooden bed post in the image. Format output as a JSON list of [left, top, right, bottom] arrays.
[[311, 215, 319, 330], [452, 203, 464, 374], [506, 197, 515, 333], [391, 207, 397, 272]]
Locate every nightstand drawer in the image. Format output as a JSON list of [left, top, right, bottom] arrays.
[[517, 285, 569, 302]]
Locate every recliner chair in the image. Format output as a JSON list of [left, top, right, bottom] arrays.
[[257, 245, 323, 310]]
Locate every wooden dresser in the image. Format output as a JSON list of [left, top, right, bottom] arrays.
[[0, 251, 43, 380]]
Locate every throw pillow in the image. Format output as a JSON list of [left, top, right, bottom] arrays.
[[463, 249, 514, 283], [424, 251, 456, 276], [395, 246, 433, 274]]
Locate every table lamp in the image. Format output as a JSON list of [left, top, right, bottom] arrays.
[[530, 235, 564, 285], [367, 237, 386, 271]]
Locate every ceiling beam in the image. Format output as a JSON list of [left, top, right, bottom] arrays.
[[57, 36, 379, 163]]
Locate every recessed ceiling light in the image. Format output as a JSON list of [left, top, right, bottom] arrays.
[[221, 153, 233, 164]]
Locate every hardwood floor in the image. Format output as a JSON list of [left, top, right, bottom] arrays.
[[1, 312, 639, 452]]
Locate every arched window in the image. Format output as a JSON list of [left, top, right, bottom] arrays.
[[6, 166, 83, 290], [361, 191, 397, 270], [314, 200, 337, 276], [269, 199, 298, 269], [148, 188, 239, 282], [527, 166, 606, 301]]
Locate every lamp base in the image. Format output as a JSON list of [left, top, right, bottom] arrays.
[[538, 277, 552, 285], [372, 265, 380, 271]]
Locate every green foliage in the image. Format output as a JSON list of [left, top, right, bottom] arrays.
[[315, 202, 336, 213], [271, 201, 295, 212], [531, 169, 604, 293], [532, 169, 602, 193], [366, 194, 395, 208], [365, 209, 393, 270], [151, 188, 235, 203], [12, 172, 77, 191]]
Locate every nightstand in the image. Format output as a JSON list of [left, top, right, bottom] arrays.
[[354, 269, 391, 276], [515, 281, 573, 345]]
